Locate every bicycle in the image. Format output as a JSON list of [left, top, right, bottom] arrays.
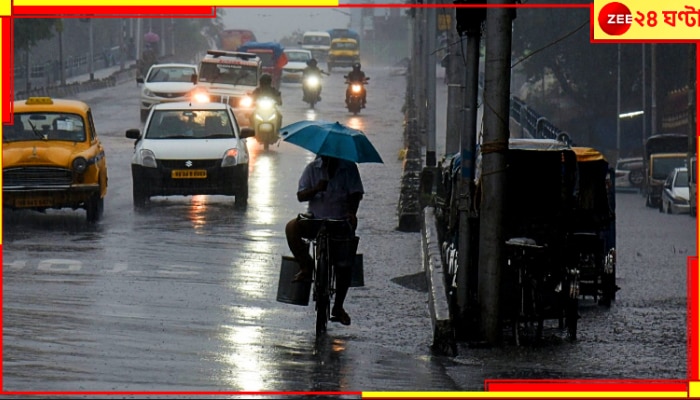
[[297, 214, 356, 336]]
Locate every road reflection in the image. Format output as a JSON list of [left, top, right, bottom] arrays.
[[187, 195, 209, 233]]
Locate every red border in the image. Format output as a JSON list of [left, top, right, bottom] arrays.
[[2, 2, 698, 397]]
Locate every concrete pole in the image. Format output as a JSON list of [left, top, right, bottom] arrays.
[[642, 44, 646, 149], [616, 44, 621, 161], [88, 19, 94, 81], [478, 0, 513, 345], [417, 5, 427, 146], [456, 25, 481, 332], [445, 24, 464, 155], [426, 3, 437, 167], [651, 43, 657, 134]]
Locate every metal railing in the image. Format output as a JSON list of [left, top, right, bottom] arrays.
[[510, 96, 569, 142]]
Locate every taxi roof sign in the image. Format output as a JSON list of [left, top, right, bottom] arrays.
[[26, 97, 54, 105]]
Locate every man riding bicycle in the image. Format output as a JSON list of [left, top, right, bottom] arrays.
[[285, 155, 364, 326]]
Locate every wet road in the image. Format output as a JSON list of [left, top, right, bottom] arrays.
[[2, 63, 695, 394]]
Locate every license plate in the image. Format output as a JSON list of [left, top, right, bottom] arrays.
[[15, 197, 54, 208], [171, 169, 207, 179]]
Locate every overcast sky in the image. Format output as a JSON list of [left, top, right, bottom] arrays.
[[218, 8, 353, 42]]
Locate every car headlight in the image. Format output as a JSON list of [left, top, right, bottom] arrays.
[[143, 88, 155, 97], [239, 96, 254, 108], [192, 91, 211, 103], [139, 149, 157, 168], [221, 148, 239, 167], [72, 157, 88, 173], [305, 76, 320, 87], [352, 84, 362, 93]]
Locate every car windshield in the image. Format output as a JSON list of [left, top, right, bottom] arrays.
[[286, 51, 311, 62], [199, 62, 258, 87], [332, 42, 357, 50], [675, 170, 689, 187], [147, 66, 196, 83], [3, 112, 86, 143], [145, 110, 236, 139], [652, 157, 686, 179], [303, 36, 330, 46]]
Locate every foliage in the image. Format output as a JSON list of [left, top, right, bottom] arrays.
[[172, 13, 226, 62], [14, 19, 59, 50], [509, 2, 693, 143]]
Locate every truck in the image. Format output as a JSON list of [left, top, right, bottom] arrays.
[[237, 41, 287, 89], [301, 31, 332, 61], [192, 50, 262, 127], [643, 133, 688, 208]]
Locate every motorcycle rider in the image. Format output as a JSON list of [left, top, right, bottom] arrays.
[[302, 58, 328, 102], [250, 73, 282, 128], [251, 73, 282, 105], [345, 62, 367, 108]]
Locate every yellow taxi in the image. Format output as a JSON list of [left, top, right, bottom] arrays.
[[3, 97, 108, 222]]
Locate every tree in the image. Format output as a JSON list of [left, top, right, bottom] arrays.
[[14, 18, 58, 51]]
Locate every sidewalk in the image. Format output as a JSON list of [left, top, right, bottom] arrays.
[[15, 62, 138, 101]]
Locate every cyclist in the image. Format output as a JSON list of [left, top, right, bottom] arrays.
[[285, 155, 364, 326]]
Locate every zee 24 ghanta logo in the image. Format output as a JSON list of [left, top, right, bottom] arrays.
[[597, 1, 699, 37]]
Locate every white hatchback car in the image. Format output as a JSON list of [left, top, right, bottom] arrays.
[[661, 167, 690, 214], [282, 49, 313, 83], [126, 101, 254, 209], [137, 63, 198, 121]]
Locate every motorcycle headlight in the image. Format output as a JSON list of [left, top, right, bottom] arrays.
[[221, 148, 239, 167], [239, 96, 254, 108], [257, 98, 275, 109], [192, 91, 211, 103], [72, 157, 88, 173], [139, 149, 157, 168], [306, 76, 320, 87], [352, 84, 362, 93]]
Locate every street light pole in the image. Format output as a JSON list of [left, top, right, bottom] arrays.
[[89, 18, 94, 81]]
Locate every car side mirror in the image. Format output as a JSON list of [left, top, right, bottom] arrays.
[[240, 127, 255, 139], [136, 77, 145, 84], [191, 73, 198, 84], [126, 128, 141, 140]]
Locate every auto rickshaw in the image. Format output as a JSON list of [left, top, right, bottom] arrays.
[[570, 147, 617, 306]]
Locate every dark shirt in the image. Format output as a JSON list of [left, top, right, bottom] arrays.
[[252, 86, 282, 105], [303, 66, 324, 77], [346, 69, 366, 83]]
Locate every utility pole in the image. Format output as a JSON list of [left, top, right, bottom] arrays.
[[426, 1, 437, 167], [478, 0, 514, 345], [454, 0, 484, 338], [444, 7, 463, 155], [651, 43, 657, 134]]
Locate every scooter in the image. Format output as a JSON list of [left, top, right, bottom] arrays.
[[302, 73, 323, 109], [252, 97, 281, 151], [344, 76, 369, 115]]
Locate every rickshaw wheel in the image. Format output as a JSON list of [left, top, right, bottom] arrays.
[[566, 297, 579, 340]]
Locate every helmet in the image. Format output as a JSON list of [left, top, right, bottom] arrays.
[[259, 73, 272, 86], [307, 58, 318, 67], [353, 63, 361, 70]]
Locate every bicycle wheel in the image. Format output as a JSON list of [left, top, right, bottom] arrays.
[[315, 246, 330, 336]]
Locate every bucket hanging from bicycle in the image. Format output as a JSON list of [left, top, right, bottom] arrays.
[[329, 236, 364, 287]]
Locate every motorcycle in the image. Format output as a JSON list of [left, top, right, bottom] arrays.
[[302, 73, 323, 109], [252, 97, 281, 151], [344, 76, 369, 115]]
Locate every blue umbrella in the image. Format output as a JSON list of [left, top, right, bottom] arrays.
[[280, 120, 384, 164]]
